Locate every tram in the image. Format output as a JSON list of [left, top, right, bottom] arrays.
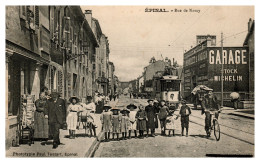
[[155, 75, 181, 109]]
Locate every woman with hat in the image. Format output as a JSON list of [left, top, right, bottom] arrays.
[[111, 108, 121, 141], [158, 100, 170, 136], [100, 105, 112, 141], [127, 103, 138, 138], [34, 92, 49, 145], [145, 99, 156, 137], [120, 108, 130, 140], [67, 96, 82, 139]]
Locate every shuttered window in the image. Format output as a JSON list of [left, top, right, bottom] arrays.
[[34, 6, 39, 26], [58, 70, 63, 95]]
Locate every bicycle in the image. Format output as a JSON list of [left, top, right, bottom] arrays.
[[206, 110, 221, 141]]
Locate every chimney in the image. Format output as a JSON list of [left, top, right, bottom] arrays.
[[85, 10, 92, 27], [248, 18, 252, 32], [172, 58, 175, 65]]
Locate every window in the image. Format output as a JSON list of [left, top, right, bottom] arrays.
[[35, 6, 39, 26], [19, 6, 27, 19]]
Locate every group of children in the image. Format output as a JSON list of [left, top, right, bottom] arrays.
[[100, 99, 191, 141]]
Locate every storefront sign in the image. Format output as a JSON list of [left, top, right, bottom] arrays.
[[209, 49, 247, 64]]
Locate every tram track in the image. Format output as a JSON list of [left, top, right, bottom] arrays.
[[189, 114, 254, 145], [190, 114, 254, 135]]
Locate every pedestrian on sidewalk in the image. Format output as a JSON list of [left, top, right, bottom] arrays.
[[153, 100, 160, 130], [44, 90, 66, 149], [230, 92, 240, 110], [67, 96, 82, 139], [158, 100, 170, 136], [100, 105, 112, 142], [120, 108, 130, 140], [127, 103, 138, 138], [34, 92, 48, 145], [113, 94, 117, 101], [165, 110, 178, 137], [145, 99, 156, 137], [80, 96, 97, 137], [111, 108, 121, 141], [178, 100, 191, 137], [136, 104, 147, 139], [109, 94, 113, 101]]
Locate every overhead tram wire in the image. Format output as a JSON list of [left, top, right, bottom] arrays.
[[215, 30, 248, 46], [171, 7, 212, 45]]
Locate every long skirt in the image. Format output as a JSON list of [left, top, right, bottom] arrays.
[[129, 121, 137, 131], [34, 111, 49, 139], [137, 120, 146, 131], [67, 112, 78, 130]]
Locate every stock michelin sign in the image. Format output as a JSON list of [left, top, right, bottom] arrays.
[[207, 47, 249, 92]]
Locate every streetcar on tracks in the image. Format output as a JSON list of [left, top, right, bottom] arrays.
[[154, 75, 182, 110]]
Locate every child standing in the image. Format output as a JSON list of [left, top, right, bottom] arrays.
[[178, 100, 191, 137], [67, 96, 82, 139], [100, 105, 112, 142], [135, 104, 147, 139], [111, 108, 121, 141], [127, 103, 138, 138], [165, 111, 178, 136], [120, 108, 130, 140]]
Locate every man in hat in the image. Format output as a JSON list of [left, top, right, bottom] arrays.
[[145, 99, 156, 137], [201, 90, 220, 137], [153, 99, 160, 131], [44, 90, 66, 149]]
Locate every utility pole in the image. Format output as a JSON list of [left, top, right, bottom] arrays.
[[221, 32, 224, 107]]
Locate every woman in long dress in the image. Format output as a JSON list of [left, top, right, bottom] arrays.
[[67, 96, 82, 139], [34, 92, 49, 145]]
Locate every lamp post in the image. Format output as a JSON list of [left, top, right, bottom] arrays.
[[221, 32, 224, 107]]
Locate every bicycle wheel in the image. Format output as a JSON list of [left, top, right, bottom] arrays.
[[213, 119, 220, 141]]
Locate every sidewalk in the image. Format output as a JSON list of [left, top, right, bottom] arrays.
[[187, 104, 254, 119], [6, 99, 119, 158]]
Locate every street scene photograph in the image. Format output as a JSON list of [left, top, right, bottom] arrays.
[[5, 5, 254, 157]]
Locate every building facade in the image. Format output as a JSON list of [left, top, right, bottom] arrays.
[[183, 35, 250, 102], [6, 6, 113, 149], [243, 18, 254, 99]]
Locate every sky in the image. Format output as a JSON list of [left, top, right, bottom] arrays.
[[81, 6, 254, 82]]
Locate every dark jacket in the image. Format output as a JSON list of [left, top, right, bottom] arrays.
[[145, 105, 156, 129], [201, 95, 220, 111], [179, 105, 191, 117], [44, 98, 66, 125]]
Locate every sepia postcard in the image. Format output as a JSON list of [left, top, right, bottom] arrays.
[[5, 5, 254, 158]]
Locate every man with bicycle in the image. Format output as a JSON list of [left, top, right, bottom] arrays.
[[201, 89, 220, 137]]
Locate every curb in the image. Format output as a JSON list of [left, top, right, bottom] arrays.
[[229, 112, 254, 119], [84, 131, 104, 157], [85, 100, 119, 157]]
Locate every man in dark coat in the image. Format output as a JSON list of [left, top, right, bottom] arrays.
[[145, 99, 156, 137], [201, 90, 220, 137], [44, 90, 66, 149]]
